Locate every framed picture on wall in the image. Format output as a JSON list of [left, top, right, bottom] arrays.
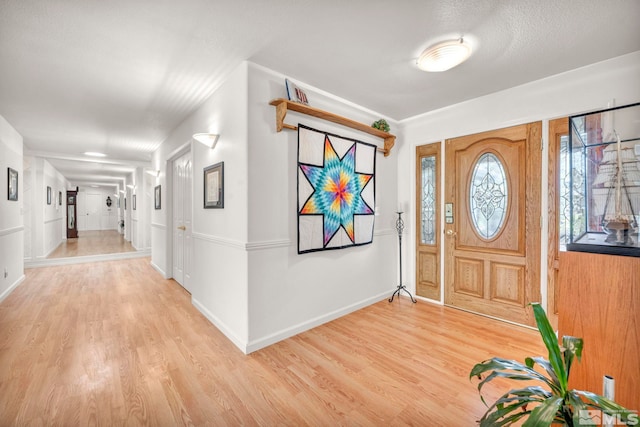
[[7, 167, 18, 201], [47, 186, 52, 205], [204, 161, 224, 209], [124, 197, 127, 210], [154, 185, 161, 210], [133, 194, 136, 210], [58, 191, 62, 206]]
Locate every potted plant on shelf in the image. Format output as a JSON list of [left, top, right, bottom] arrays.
[[470, 303, 632, 426], [371, 119, 390, 133]]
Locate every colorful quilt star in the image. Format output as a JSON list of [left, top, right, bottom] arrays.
[[297, 125, 376, 253]]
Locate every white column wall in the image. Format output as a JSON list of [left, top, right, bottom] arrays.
[[151, 62, 250, 349], [399, 51, 640, 305], [0, 114, 24, 302]]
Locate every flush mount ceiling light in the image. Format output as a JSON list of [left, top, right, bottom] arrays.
[[417, 38, 472, 72], [84, 151, 107, 157], [193, 133, 220, 149]]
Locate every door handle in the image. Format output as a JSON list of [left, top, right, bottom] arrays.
[[177, 225, 186, 231], [446, 229, 457, 236]]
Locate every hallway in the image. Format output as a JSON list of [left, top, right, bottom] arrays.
[[0, 257, 544, 426], [47, 230, 136, 258]]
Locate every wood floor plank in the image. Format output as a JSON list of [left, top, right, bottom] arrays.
[[0, 257, 545, 426], [47, 230, 136, 258]]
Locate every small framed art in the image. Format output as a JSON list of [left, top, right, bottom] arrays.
[[133, 194, 136, 210], [47, 186, 52, 205], [58, 191, 62, 206], [154, 185, 161, 210], [7, 167, 18, 201], [204, 162, 224, 209], [285, 78, 309, 105]]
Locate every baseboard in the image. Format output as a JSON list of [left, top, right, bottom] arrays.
[[245, 289, 393, 354], [192, 298, 249, 354], [0, 274, 25, 303], [150, 261, 167, 278]]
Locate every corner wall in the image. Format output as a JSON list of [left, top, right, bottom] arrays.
[[0, 114, 24, 302], [151, 62, 250, 349]]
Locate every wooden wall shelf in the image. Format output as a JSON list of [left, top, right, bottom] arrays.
[[269, 98, 395, 157]]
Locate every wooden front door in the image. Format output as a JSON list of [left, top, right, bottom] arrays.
[[444, 123, 541, 326]]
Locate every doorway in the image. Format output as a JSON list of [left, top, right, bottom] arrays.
[[172, 150, 193, 292], [443, 122, 541, 326]]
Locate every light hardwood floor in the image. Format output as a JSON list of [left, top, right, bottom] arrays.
[[47, 230, 136, 258], [0, 258, 544, 426]]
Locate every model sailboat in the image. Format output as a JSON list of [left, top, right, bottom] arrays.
[[592, 132, 640, 244]]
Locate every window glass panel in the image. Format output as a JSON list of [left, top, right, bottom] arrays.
[[420, 156, 436, 245], [469, 153, 508, 239]]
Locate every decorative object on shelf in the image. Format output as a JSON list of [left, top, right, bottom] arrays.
[[269, 99, 396, 157], [7, 167, 18, 201], [106, 196, 112, 207], [388, 212, 417, 303], [154, 185, 161, 210], [371, 119, 390, 133], [47, 186, 51, 205], [297, 124, 376, 253], [470, 303, 632, 426], [566, 102, 640, 257], [285, 78, 309, 105], [204, 162, 224, 209]]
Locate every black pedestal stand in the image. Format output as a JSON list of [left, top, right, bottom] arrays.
[[389, 212, 417, 303]]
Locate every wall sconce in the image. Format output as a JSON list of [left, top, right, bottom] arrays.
[[193, 133, 220, 149]]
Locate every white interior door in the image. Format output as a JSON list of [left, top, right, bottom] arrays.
[[77, 192, 87, 231], [87, 194, 101, 230], [172, 151, 192, 291]]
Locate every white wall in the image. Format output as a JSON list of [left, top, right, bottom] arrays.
[[398, 50, 640, 305], [244, 64, 399, 352], [0, 114, 25, 302], [22, 157, 70, 261]]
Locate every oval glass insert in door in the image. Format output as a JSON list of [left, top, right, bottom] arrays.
[[469, 152, 508, 239]]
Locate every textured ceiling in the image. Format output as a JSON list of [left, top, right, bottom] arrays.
[[1, 0, 639, 186]]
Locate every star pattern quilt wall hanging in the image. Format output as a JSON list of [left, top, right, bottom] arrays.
[[297, 124, 376, 254]]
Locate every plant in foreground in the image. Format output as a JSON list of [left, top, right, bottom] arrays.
[[470, 303, 633, 426]]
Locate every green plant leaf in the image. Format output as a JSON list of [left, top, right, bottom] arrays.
[[531, 302, 567, 393], [526, 356, 562, 394], [562, 335, 583, 378], [522, 396, 564, 426], [471, 357, 556, 394]]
